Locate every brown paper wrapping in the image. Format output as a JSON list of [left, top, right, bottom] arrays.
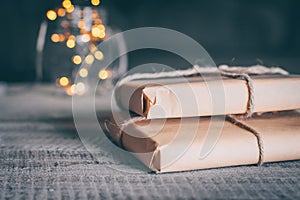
[[107, 111, 300, 173], [115, 75, 300, 119]]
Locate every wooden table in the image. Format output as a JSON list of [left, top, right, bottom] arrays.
[[0, 84, 300, 199]]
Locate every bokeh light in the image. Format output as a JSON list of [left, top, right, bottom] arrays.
[[59, 34, 66, 42], [99, 31, 105, 39], [57, 8, 66, 17], [62, 0, 72, 9], [46, 10, 57, 21], [94, 51, 104, 60], [98, 69, 110, 80], [72, 55, 82, 65], [51, 34, 60, 43], [66, 36, 76, 48], [91, 0, 100, 6], [59, 77, 70, 87], [70, 84, 76, 94], [85, 54, 94, 65], [66, 5, 75, 13], [79, 68, 88, 78]]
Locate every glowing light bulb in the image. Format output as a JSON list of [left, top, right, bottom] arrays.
[[99, 30, 105, 39], [68, 35, 76, 40], [85, 54, 94, 65], [66, 5, 74, 13], [98, 24, 105, 31], [91, 27, 100, 37], [66, 39, 75, 48], [57, 8, 66, 17], [91, 0, 100, 6], [62, 0, 72, 9], [98, 69, 109, 80], [94, 51, 104, 60], [70, 84, 76, 94], [79, 68, 88, 78], [59, 34, 66, 42], [51, 34, 60, 43], [46, 10, 57, 21], [59, 77, 69, 86], [72, 55, 82, 65]]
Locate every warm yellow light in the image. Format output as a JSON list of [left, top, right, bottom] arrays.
[[62, 0, 72, 9], [65, 85, 73, 96], [57, 8, 66, 17], [98, 69, 109, 80], [68, 35, 76, 40], [51, 34, 60, 43], [98, 24, 105, 31], [91, 0, 100, 6], [66, 5, 74, 13], [70, 84, 76, 94], [66, 39, 76, 48], [94, 51, 104, 60], [99, 30, 105, 39], [72, 55, 82, 65], [85, 54, 94, 65], [59, 34, 66, 42], [59, 77, 69, 86], [46, 10, 57, 21], [91, 26, 101, 37], [79, 68, 88, 78], [89, 44, 97, 53]]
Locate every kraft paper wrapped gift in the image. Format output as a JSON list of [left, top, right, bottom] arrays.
[[115, 75, 300, 119], [106, 111, 300, 173]]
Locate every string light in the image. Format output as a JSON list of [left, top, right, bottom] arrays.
[[94, 51, 104, 60], [98, 24, 105, 31], [70, 84, 76, 94], [66, 5, 75, 13], [91, 0, 101, 6], [66, 39, 76, 48], [57, 8, 66, 17], [72, 55, 82, 64], [91, 26, 101, 37], [51, 34, 60, 43], [62, 0, 72, 9], [59, 34, 65, 42], [85, 54, 94, 65], [46, 10, 57, 21], [59, 77, 70, 86], [46, 0, 108, 95], [98, 69, 109, 80], [99, 30, 105, 39], [79, 68, 88, 78]]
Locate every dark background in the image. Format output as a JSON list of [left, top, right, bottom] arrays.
[[1, 0, 299, 82]]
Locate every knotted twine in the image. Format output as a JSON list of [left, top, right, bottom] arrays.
[[110, 65, 289, 166]]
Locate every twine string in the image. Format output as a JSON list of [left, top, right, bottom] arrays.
[[226, 115, 264, 165]]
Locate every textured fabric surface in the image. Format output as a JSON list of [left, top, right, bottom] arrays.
[[0, 85, 300, 199]]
